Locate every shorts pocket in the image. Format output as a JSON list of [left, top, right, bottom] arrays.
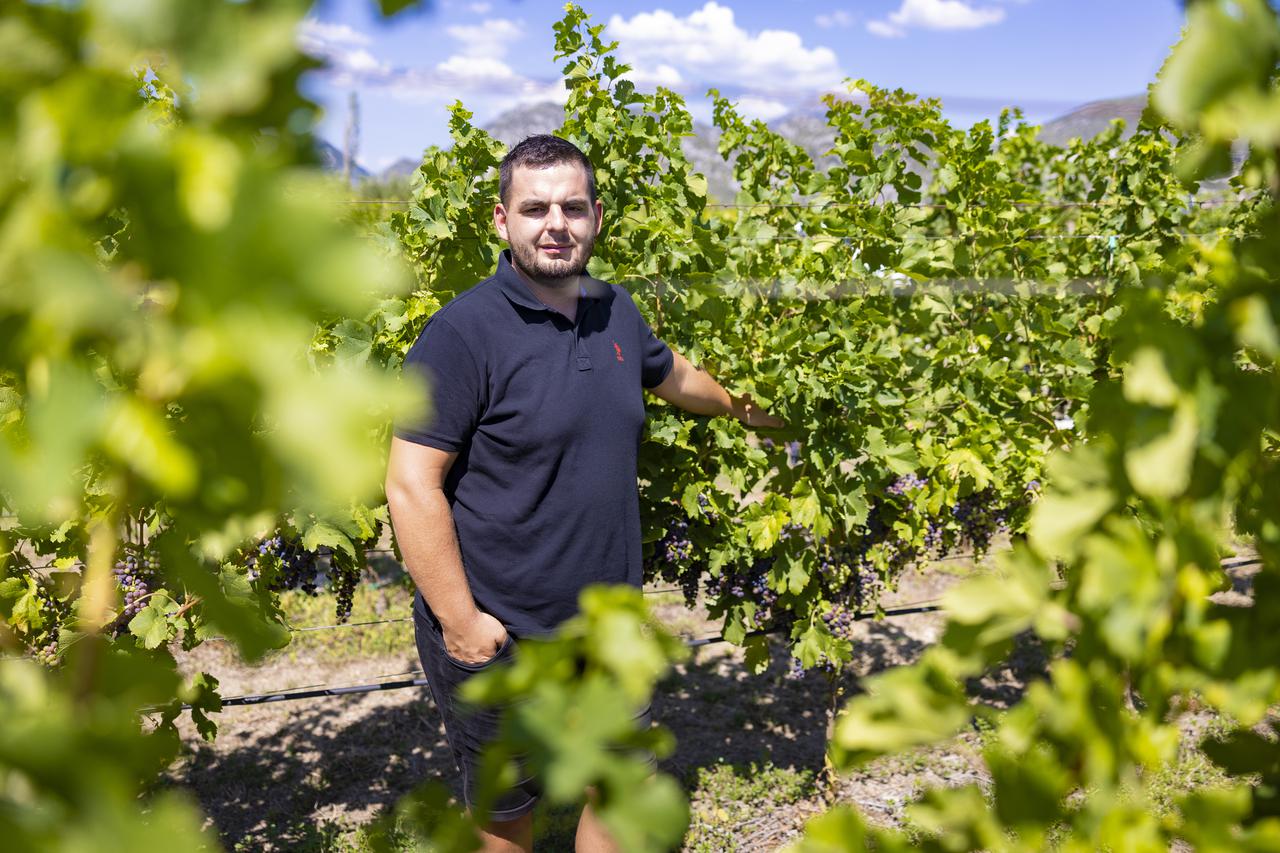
[[440, 630, 515, 671]]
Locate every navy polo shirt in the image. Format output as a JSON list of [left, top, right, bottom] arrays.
[[395, 249, 675, 637]]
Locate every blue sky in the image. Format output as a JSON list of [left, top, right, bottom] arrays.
[[302, 0, 1188, 172]]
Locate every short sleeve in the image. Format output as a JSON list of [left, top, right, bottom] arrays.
[[394, 316, 485, 451], [639, 313, 675, 389]]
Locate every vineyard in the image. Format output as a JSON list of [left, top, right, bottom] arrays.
[[3, 0, 1280, 850]]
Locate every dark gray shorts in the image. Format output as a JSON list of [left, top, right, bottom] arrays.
[[414, 602, 540, 821], [413, 598, 655, 823]]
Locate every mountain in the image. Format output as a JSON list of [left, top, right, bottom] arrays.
[[775, 111, 838, 167], [314, 139, 370, 182], [483, 101, 566, 147], [1035, 93, 1246, 184], [475, 101, 851, 202], [1035, 95, 1149, 146], [330, 93, 1243, 195], [470, 101, 738, 202], [379, 157, 420, 180]]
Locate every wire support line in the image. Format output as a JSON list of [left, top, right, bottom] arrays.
[[201, 677, 432, 709], [704, 199, 1239, 210], [341, 198, 1243, 210], [199, 616, 414, 643], [216, 668, 427, 700], [172, 600, 948, 710], [199, 586, 691, 642], [351, 229, 1232, 245]]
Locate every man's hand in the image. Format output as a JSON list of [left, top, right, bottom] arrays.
[[730, 393, 786, 429], [442, 609, 509, 664]]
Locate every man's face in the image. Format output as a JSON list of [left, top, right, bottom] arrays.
[[495, 162, 603, 285]]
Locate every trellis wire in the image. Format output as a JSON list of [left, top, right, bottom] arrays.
[[315, 229, 1232, 244], [174, 597, 947, 711], [195, 586, 690, 644], [340, 198, 1239, 209]]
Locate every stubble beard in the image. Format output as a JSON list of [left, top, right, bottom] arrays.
[[509, 231, 596, 286]]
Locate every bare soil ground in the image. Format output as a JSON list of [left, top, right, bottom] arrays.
[[165, 553, 1244, 851]]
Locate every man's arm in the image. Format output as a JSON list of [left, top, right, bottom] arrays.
[[649, 350, 785, 428], [385, 436, 507, 663]]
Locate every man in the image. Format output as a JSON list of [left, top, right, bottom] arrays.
[[385, 135, 782, 853]]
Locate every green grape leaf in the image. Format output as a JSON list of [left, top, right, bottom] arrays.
[[302, 521, 357, 560], [743, 633, 771, 675], [128, 600, 175, 650]]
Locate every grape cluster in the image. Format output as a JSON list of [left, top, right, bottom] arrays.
[[249, 533, 319, 595], [786, 653, 842, 680], [786, 656, 806, 680], [32, 640, 59, 667], [750, 574, 778, 608], [886, 473, 928, 496], [705, 557, 779, 627], [852, 555, 879, 610], [662, 517, 694, 563], [816, 545, 842, 578], [821, 603, 857, 642], [924, 520, 944, 555], [644, 497, 718, 605], [331, 561, 360, 623], [949, 488, 1013, 558], [113, 549, 157, 622], [778, 522, 815, 545]]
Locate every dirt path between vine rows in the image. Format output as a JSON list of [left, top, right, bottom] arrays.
[[165, 554, 1249, 851]]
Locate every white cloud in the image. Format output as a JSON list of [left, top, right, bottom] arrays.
[[866, 19, 905, 38], [342, 48, 391, 75], [815, 10, 857, 29], [608, 2, 844, 93], [298, 19, 371, 49], [468, 1, 492, 13], [435, 55, 519, 84], [867, 0, 1006, 38], [301, 12, 559, 111], [363, 55, 566, 109], [298, 20, 390, 76], [621, 63, 684, 88], [735, 96, 790, 122], [446, 18, 525, 58]]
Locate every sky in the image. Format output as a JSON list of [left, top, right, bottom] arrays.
[[301, 0, 1189, 173]]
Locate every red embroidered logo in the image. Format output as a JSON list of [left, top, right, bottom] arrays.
[[613, 341, 624, 362]]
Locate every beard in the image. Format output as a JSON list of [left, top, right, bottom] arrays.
[[508, 231, 596, 284]]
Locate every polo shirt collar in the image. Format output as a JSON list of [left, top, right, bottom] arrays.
[[495, 249, 607, 312]]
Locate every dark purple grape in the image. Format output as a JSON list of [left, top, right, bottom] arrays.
[[786, 656, 806, 680], [886, 473, 927, 496], [248, 532, 319, 595], [113, 547, 158, 625]]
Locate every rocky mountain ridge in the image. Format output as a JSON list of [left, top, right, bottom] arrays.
[[334, 94, 1238, 196]]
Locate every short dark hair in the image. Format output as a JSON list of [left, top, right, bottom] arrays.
[[498, 135, 597, 206]]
